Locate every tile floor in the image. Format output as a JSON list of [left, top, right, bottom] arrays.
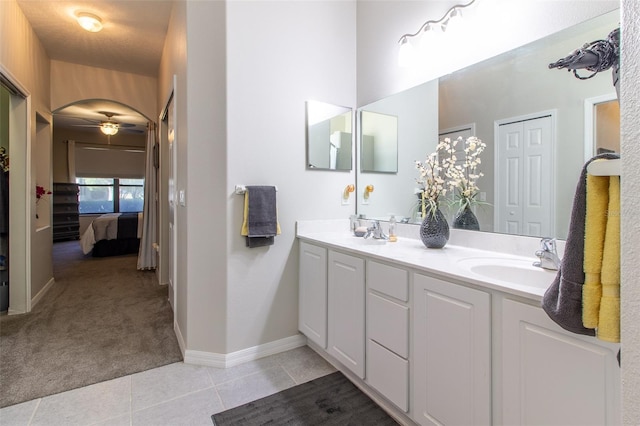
[[0, 345, 336, 426]]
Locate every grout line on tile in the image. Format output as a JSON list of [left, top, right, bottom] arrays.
[[130, 385, 217, 414], [129, 375, 133, 426], [26, 398, 41, 426], [279, 364, 299, 385], [212, 386, 226, 413], [208, 364, 283, 386]]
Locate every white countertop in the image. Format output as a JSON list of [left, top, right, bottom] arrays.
[[296, 220, 558, 301]]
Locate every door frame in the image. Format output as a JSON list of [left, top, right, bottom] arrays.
[[159, 75, 177, 319], [1, 64, 32, 314], [493, 110, 557, 237], [584, 93, 618, 162]]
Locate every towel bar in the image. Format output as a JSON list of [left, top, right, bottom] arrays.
[[234, 185, 279, 195]]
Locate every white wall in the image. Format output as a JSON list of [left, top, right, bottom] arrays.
[[184, 0, 228, 353], [226, 1, 357, 352], [1, 0, 52, 312], [621, 1, 640, 422], [158, 1, 229, 354], [50, 61, 157, 122]]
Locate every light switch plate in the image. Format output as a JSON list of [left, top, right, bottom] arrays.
[[179, 190, 186, 206]]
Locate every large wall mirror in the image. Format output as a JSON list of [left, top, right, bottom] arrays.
[[306, 100, 353, 171], [360, 111, 398, 173], [356, 9, 620, 241]]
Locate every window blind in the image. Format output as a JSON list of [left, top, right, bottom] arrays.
[[74, 142, 145, 179]]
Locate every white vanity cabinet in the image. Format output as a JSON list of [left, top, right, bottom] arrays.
[[327, 250, 366, 378], [413, 273, 491, 426], [366, 260, 410, 412], [297, 231, 621, 426], [501, 297, 621, 426], [298, 241, 328, 348]]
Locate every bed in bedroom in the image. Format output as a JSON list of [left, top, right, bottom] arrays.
[[80, 212, 143, 257]]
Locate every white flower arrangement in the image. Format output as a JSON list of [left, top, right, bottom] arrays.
[[415, 136, 486, 218], [444, 136, 486, 212], [414, 140, 454, 216]]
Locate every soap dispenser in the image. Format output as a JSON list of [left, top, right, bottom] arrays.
[[388, 215, 397, 242]]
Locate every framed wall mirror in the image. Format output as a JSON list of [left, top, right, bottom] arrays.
[[355, 8, 619, 241], [305, 100, 353, 171]]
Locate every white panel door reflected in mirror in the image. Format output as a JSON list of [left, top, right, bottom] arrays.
[[306, 100, 353, 171]]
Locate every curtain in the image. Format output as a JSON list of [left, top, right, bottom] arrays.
[[137, 123, 157, 270], [67, 140, 76, 182]]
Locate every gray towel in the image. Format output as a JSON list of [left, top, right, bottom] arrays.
[[246, 186, 278, 248], [541, 153, 619, 335]]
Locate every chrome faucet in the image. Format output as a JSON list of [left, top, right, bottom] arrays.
[[364, 220, 388, 240], [533, 237, 561, 270]]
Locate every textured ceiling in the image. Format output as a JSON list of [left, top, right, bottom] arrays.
[[17, 0, 172, 77], [17, 0, 172, 133]]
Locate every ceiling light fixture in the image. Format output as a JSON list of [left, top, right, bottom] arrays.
[[100, 122, 119, 136], [398, 0, 476, 67], [76, 12, 103, 33]]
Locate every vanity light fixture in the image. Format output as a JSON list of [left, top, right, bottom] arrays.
[[76, 12, 103, 33], [398, 0, 476, 67]]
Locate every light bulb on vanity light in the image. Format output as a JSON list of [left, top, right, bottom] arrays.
[[419, 24, 442, 54], [398, 37, 415, 68], [442, 8, 464, 33]]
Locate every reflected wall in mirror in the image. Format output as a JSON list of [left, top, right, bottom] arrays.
[[356, 81, 438, 216], [356, 9, 620, 240], [306, 100, 353, 171], [360, 111, 398, 173], [594, 99, 620, 154]]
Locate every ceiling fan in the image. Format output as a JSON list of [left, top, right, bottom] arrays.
[[72, 111, 137, 136]]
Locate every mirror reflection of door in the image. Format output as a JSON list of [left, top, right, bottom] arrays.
[[495, 113, 555, 238], [594, 99, 620, 155]]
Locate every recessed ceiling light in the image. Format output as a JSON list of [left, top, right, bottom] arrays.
[[76, 12, 103, 33]]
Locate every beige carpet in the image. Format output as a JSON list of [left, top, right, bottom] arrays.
[[0, 241, 182, 408]]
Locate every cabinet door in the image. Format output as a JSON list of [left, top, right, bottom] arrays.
[[328, 250, 365, 378], [413, 273, 491, 426], [502, 298, 620, 425], [298, 241, 327, 348]]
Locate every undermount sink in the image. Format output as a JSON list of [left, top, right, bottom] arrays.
[[456, 257, 557, 289]]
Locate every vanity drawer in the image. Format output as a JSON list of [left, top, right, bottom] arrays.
[[367, 261, 408, 302], [367, 292, 409, 358], [366, 339, 409, 412]]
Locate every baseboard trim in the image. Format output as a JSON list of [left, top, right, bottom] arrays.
[[184, 334, 307, 369], [174, 320, 186, 358], [31, 278, 55, 309]]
